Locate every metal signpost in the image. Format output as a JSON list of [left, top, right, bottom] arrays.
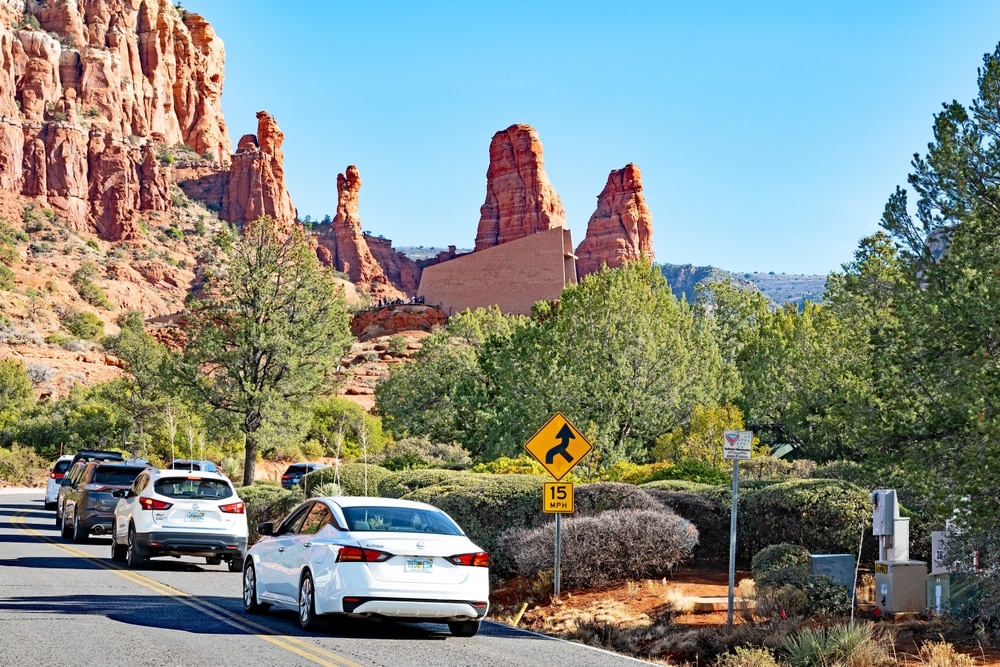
[[722, 429, 752, 628], [525, 413, 593, 596]]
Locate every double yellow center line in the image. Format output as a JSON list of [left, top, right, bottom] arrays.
[[10, 511, 364, 667]]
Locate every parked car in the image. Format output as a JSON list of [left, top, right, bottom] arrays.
[[59, 461, 151, 543], [242, 496, 490, 636], [111, 468, 247, 571], [69, 449, 125, 467], [55, 450, 126, 523], [44, 455, 74, 510], [280, 462, 330, 489], [168, 459, 218, 473]]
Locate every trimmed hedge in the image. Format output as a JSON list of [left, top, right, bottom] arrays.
[[740, 479, 871, 557], [377, 468, 479, 499], [751, 543, 811, 589], [639, 479, 712, 492], [302, 462, 392, 496], [402, 473, 545, 579], [238, 482, 303, 544]]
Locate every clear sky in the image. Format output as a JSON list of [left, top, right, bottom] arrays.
[[182, 1, 1000, 276]]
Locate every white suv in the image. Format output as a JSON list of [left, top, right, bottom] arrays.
[[44, 455, 74, 510], [111, 468, 248, 571]]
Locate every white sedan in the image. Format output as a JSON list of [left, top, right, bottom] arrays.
[[243, 496, 490, 636]]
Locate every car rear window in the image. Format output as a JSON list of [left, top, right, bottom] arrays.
[[285, 465, 308, 475], [93, 466, 147, 486], [342, 506, 464, 535], [53, 460, 72, 474], [154, 477, 234, 500]]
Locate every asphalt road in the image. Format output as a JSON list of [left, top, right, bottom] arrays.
[[0, 490, 652, 667]]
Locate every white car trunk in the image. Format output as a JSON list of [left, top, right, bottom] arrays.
[[355, 534, 477, 585]]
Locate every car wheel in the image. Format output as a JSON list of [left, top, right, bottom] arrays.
[[242, 561, 269, 615], [44, 501, 56, 511], [126, 525, 146, 568], [110, 522, 127, 562], [298, 572, 320, 630], [448, 620, 481, 637], [228, 555, 243, 573], [206, 556, 222, 566], [71, 515, 88, 543], [54, 510, 62, 529], [60, 511, 72, 539]]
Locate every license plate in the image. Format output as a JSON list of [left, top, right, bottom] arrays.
[[405, 557, 432, 572], [186, 511, 204, 522]]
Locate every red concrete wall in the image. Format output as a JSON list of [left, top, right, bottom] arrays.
[[417, 227, 577, 316]]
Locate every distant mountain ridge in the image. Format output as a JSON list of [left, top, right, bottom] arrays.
[[659, 263, 827, 308]]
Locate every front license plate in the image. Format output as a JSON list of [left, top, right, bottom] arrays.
[[186, 511, 204, 522], [405, 557, 433, 572]]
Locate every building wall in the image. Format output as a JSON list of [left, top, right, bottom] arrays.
[[417, 227, 577, 316]]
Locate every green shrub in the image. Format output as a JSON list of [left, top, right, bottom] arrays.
[[800, 573, 852, 616], [302, 462, 391, 497], [572, 482, 659, 516], [387, 334, 407, 355], [781, 622, 892, 667], [0, 263, 13, 290], [640, 479, 712, 492], [645, 458, 731, 485], [471, 455, 547, 476], [44, 332, 72, 347], [166, 225, 184, 240], [60, 309, 104, 340], [238, 482, 303, 544], [86, 239, 99, 250], [741, 479, 870, 557], [404, 473, 544, 577], [0, 444, 48, 486], [377, 468, 478, 499], [751, 543, 811, 589], [375, 436, 472, 471], [498, 508, 698, 589]]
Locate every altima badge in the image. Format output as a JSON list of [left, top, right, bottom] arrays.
[[416, 541, 425, 550]]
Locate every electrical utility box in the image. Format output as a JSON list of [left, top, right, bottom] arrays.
[[874, 561, 926, 614], [871, 489, 910, 561], [926, 573, 974, 614]]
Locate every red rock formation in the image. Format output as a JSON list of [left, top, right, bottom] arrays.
[[222, 111, 295, 226], [574, 163, 654, 279], [474, 123, 566, 251], [350, 305, 446, 341], [365, 235, 421, 295], [0, 0, 232, 236], [314, 165, 404, 300]]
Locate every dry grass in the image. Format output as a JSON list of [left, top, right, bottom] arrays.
[[909, 641, 979, 667]]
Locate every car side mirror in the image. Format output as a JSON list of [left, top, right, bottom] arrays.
[[257, 522, 274, 536]]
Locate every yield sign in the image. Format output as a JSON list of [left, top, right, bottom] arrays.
[[723, 429, 752, 460], [524, 413, 593, 480]]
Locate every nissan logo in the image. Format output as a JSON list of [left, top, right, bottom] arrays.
[[192, 503, 199, 511], [416, 541, 426, 550]]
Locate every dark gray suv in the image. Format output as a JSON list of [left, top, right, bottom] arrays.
[[59, 461, 150, 543]]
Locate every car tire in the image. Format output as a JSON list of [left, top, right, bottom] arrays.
[[228, 555, 243, 573], [126, 525, 146, 568], [448, 620, 481, 637], [110, 523, 127, 562], [72, 515, 88, 543], [44, 501, 56, 511], [60, 511, 72, 539], [206, 556, 222, 566], [242, 562, 269, 615], [55, 510, 62, 529], [298, 572, 321, 631]]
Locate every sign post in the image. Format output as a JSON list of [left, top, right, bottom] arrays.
[[525, 413, 593, 596], [723, 429, 752, 629]]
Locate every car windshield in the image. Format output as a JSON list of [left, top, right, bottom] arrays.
[[342, 506, 464, 535], [94, 466, 146, 486], [154, 477, 234, 500]]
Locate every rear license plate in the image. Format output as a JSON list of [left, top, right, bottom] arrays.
[[186, 511, 204, 522], [405, 557, 433, 572]]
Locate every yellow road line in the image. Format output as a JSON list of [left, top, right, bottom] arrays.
[[10, 512, 364, 667]]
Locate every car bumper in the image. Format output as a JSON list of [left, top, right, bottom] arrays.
[[136, 530, 247, 557], [339, 597, 489, 621], [77, 512, 114, 534]]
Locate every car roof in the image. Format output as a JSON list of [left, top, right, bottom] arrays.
[[322, 496, 441, 511], [148, 468, 233, 483]]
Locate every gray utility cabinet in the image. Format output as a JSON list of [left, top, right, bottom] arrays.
[[874, 560, 926, 614]]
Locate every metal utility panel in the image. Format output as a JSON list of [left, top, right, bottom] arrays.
[[879, 518, 910, 562], [874, 561, 926, 614], [809, 554, 856, 590], [926, 573, 974, 615]]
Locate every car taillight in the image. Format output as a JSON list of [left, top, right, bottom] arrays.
[[281, 475, 291, 480], [446, 552, 489, 568], [337, 546, 392, 563], [219, 501, 245, 514], [84, 483, 113, 492], [139, 497, 173, 510], [49, 471, 64, 479]]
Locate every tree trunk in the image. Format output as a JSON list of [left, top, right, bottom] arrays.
[[243, 430, 258, 486]]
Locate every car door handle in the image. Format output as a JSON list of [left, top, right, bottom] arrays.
[[277, 547, 285, 553], [303, 543, 312, 548]]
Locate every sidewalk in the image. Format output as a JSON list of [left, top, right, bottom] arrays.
[[0, 487, 42, 495]]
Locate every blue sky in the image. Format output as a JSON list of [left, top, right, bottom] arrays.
[[182, 1, 1000, 276]]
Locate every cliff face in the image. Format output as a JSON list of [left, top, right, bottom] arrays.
[[0, 0, 231, 239], [474, 123, 566, 252], [314, 165, 405, 300], [221, 110, 295, 226], [574, 163, 653, 278]]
